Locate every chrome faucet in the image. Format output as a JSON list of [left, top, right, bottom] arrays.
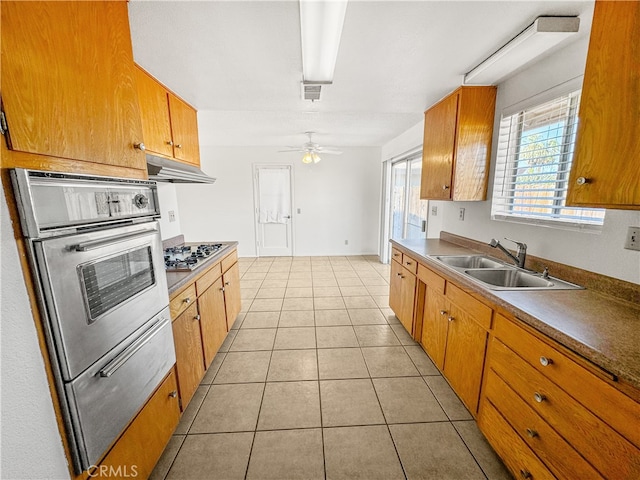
[[489, 238, 527, 268]]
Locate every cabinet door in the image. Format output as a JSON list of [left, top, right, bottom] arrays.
[[135, 66, 173, 158], [168, 93, 201, 166], [1, 1, 145, 170], [399, 269, 416, 335], [567, 0, 640, 208], [223, 262, 242, 330], [389, 259, 403, 317], [94, 370, 180, 479], [420, 93, 458, 200], [443, 303, 488, 414], [420, 288, 449, 370], [198, 277, 228, 367], [172, 303, 205, 410]]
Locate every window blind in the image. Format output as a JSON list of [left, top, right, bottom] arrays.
[[491, 90, 605, 230]]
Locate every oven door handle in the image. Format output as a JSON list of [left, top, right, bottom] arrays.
[[68, 230, 155, 252], [98, 318, 168, 378]]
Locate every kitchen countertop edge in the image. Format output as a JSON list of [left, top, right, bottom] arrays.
[[391, 238, 640, 391], [165, 241, 239, 296]]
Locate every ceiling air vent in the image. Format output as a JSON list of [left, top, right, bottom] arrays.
[[301, 82, 326, 102]]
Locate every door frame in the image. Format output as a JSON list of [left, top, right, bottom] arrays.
[[252, 164, 295, 257]]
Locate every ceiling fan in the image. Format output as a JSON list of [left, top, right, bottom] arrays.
[[279, 132, 342, 163]]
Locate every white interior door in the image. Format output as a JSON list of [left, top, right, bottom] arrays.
[[253, 165, 293, 257]]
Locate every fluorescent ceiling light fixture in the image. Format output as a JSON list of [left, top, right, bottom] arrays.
[[300, 0, 348, 83], [464, 16, 580, 85]]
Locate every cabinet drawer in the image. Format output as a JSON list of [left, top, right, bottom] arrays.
[[196, 262, 222, 295], [494, 314, 640, 448], [95, 370, 180, 479], [391, 247, 402, 263], [479, 400, 555, 480], [221, 249, 238, 273], [417, 264, 445, 295], [484, 368, 603, 479], [170, 284, 197, 319], [401, 254, 418, 274], [446, 283, 492, 330], [489, 337, 640, 479]]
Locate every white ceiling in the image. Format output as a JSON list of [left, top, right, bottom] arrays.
[[128, 0, 594, 148]]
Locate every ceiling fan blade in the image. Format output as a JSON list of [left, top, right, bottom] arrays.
[[278, 149, 303, 153], [318, 149, 342, 155]]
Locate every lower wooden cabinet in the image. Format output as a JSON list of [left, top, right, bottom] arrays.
[[389, 257, 416, 334], [198, 276, 228, 367], [172, 303, 205, 409], [222, 261, 242, 329], [479, 313, 640, 479], [91, 370, 180, 479], [421, 288, 448, 369]]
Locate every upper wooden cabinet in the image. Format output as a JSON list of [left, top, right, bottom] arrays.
[[420, 86, 496, 201], [567, 0, 640, 209], [135, 66, 201, 167], [1, 1, 146, 174]]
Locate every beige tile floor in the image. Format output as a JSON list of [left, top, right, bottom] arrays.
[[151, 256, 511, 480]]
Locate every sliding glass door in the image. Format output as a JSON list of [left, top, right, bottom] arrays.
[[391, 155, 428, 241]]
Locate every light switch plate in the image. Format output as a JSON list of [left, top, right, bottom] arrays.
[[624, 226, 640, 251], [168, 210, 176, 223], [431, 205, 438, 216]]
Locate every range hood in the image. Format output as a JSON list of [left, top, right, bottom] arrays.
[[146, 154, 216, 184]]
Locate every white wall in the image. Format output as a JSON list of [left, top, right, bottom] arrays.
[[175, 146, 382, 257], [388, 35, 640, 284], [1, 186, 69, 479], [156, 183, 183, 241]]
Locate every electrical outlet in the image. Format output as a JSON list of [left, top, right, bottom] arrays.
[[168, 210, 176, 223], [431, 205, 438, 216], [297, 208, 301, 214], [345, 240, 349, 245], [458, 208, 465, 221], [624, 226, 640, 251]]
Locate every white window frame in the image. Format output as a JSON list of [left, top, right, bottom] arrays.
[[491, 85, 605, 232]]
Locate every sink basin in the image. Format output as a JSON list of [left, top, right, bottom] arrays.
[[463, 268, 582, 290], [433, 255, 504, 269]]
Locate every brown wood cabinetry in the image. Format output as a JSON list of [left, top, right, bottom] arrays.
[[567, 0, 640, 209], [479, 313, 640, 479], [93, 370, 180, 479], [169, 247, 241, 410], [389, 256, 416, 335], [420, 86, 496, 201], [135, 65, 201, 167], [418, 268, 491, 414], [1, 1, 146, 176], [172, 302, 205, 409], [197, 276, 228, 367]]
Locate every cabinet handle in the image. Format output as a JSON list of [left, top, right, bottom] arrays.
[[133, 142, 146, 151], [397, 273, 402, 277], [442, 185, 450, 190], [393, 253, 400, 257], [405, 261, 412, 265], [539, 356, 553, 367], [194, 314, 201, 321], [576, 176, 590, 185], [183, 297, 191, 304], [526, 428, 538, 438], [225, 281, 230, 286], [533, 392, 546, 403], [175, 144, 183, 149], [169, 390, 178, 398], [439, 310, 447, 316], [519, 469, 532, 479], [220, 287, 225, 292], [448, 316, 455, 322], [167, 140, 174, 146]]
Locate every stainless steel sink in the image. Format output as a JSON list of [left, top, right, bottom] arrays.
[[463, 268, 582, 291], [433, 255, 505, 269], [430, 254, 582, 290]]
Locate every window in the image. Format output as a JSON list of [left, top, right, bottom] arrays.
[[491, 90, 605, 229]]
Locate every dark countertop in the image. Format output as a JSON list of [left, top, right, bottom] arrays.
[[165, 241, 238, 296], [391, 238, 640, 391]]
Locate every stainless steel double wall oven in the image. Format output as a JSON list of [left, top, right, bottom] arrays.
[[11, 169, 175, 473]]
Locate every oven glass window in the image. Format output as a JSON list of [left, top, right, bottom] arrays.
[[80, 247, 156, 322]]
